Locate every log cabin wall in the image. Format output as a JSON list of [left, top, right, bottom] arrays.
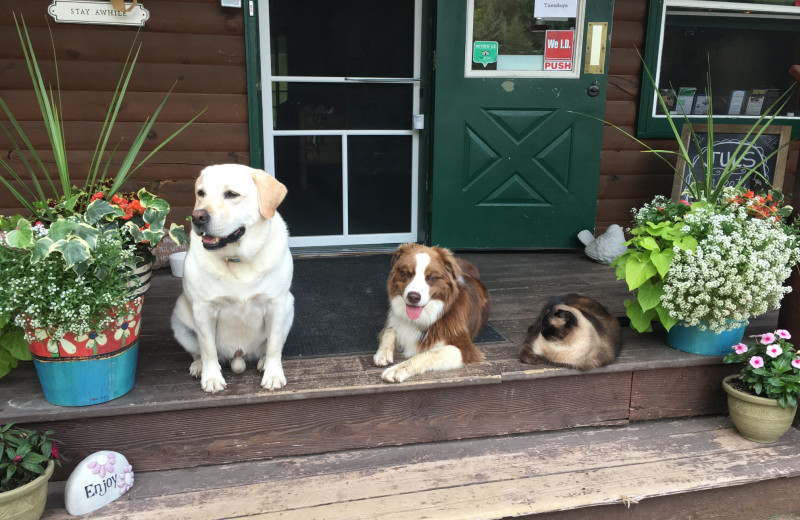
[[0, 0, 249, 226], [1, 0, 797, 236]]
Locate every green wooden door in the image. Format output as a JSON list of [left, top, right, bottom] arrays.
[[431, 0, 614, 248]]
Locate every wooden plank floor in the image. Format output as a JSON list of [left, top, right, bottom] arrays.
[[40, 416, 800, 520], [1, 251, 778, 424], [2, 251, 783, 480]]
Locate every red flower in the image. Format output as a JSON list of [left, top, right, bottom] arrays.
[[745, 190, 755, 198], [111, 194, 125, 205], [13, 455, 21, 464], [128, 200, 145, 215], [51, 443, 59, 459], [90, 192, 105, 201]]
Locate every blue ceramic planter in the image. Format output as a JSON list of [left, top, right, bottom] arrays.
[[32, 342, 139, 407], [666, 323, 746, 356]]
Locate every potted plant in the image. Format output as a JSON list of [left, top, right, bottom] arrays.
[[722, 330, 800, 443], [0, 423, 62, 520], [0, 15, 197, 403], [614, 187, 800, 353], [605, 64, 800, 352]]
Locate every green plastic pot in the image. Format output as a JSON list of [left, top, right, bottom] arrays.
[[0, 460, 54, 520], [723, 375, 798, 443]]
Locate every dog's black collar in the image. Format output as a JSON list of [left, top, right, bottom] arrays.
[[198, 226, 246, 251]]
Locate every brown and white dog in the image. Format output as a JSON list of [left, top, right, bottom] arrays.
[[373, 243, 490, 383]]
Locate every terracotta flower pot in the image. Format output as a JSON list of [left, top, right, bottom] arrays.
[[722, 374, 798, 443], [0, 460, 54, 520]]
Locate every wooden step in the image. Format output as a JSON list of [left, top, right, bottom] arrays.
[[40, 416, 800, 520], [1, 253, 779, 479]]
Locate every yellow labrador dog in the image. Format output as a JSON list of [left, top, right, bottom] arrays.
[[171, 164, 295, 393]]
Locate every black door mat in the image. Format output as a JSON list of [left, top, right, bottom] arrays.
[[284, 254, 506, 358]]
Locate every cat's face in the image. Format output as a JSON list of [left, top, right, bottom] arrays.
[[541, 306, 577, 340]]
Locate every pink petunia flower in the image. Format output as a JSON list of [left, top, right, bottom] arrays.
[[733, 343, 748, 354], [760, 333, 776, 345], [766, 345, 783, 358], [750, 356, 765, 369], [792, 358, 800, 369], [775, 329, 792, 340]]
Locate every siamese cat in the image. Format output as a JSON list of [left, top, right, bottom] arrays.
[[519, 294, 622, 371]]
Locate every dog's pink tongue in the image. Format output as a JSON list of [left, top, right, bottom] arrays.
[[406, 305, 423, 320]]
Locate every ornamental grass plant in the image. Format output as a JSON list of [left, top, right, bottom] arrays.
[[0, 15, 197, 379], [608, 58, 800, 333]]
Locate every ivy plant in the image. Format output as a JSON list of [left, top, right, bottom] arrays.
[[611, 198, 695, 332]]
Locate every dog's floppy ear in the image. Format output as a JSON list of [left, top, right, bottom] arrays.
[[391, 242, 416, 266], [433, 246, 462, 280], [250, 169, 288, 219]]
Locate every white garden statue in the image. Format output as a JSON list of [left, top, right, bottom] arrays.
[[577, 224, 627, 265]]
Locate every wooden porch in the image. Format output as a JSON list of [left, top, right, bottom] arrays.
[[3, 251, 799, 518]]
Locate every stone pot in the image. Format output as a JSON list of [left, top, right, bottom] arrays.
[[0, 460, 54, 520], [722, 374, 798, 443]]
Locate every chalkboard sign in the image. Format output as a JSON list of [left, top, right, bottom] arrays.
[[670, 124, 791, 202]]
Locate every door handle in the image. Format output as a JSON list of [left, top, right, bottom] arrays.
[[587, 84, 600, 97], [344, 77, 421, 83]]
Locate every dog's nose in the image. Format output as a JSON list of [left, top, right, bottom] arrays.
[[407, 292, 421, 305], [192, 209, 210, 227]]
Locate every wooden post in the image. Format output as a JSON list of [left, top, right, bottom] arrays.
[[777, 66, 800, 332]]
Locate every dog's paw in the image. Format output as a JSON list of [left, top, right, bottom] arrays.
[[261, 370, 286, 391], [189, 359, 202, 378], [373, 350, 393, 367], [259, 357, 286, 391], [201, 373, 227, 393], [381, 363, 412, 383], [200, 363, 227, 393]]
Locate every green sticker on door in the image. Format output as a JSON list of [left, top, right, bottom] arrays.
[[472, 41, 498, 67]]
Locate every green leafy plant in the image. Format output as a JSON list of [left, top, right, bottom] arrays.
[[0, 315, 30, 379], [616, 188, 800, 334], [0, 423, 61, 492], [612, 196, 694, 332], [724, 329, 800, 409], [0, 210, 136, 376]]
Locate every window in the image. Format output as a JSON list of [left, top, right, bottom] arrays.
[[466, 0, 584, 77], [637, 0, 800, 138]]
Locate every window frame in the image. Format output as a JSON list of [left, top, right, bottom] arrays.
[[636, 0, 800, 138]]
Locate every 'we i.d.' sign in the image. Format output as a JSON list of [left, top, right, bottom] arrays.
[[543, 30, 574, 71]]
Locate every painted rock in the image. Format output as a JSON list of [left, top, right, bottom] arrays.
[[64, 451, 134, 516]]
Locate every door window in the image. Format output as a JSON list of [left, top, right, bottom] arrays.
[[260, 0, 421, 248], [467, 0, 582, 77]]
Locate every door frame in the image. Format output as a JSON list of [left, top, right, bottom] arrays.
[[252, 0, 426, 249]]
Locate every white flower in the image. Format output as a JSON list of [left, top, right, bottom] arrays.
[[660, 205, 799, 333]]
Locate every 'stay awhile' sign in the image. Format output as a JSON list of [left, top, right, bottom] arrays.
[[48, 1, 150, 27]]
